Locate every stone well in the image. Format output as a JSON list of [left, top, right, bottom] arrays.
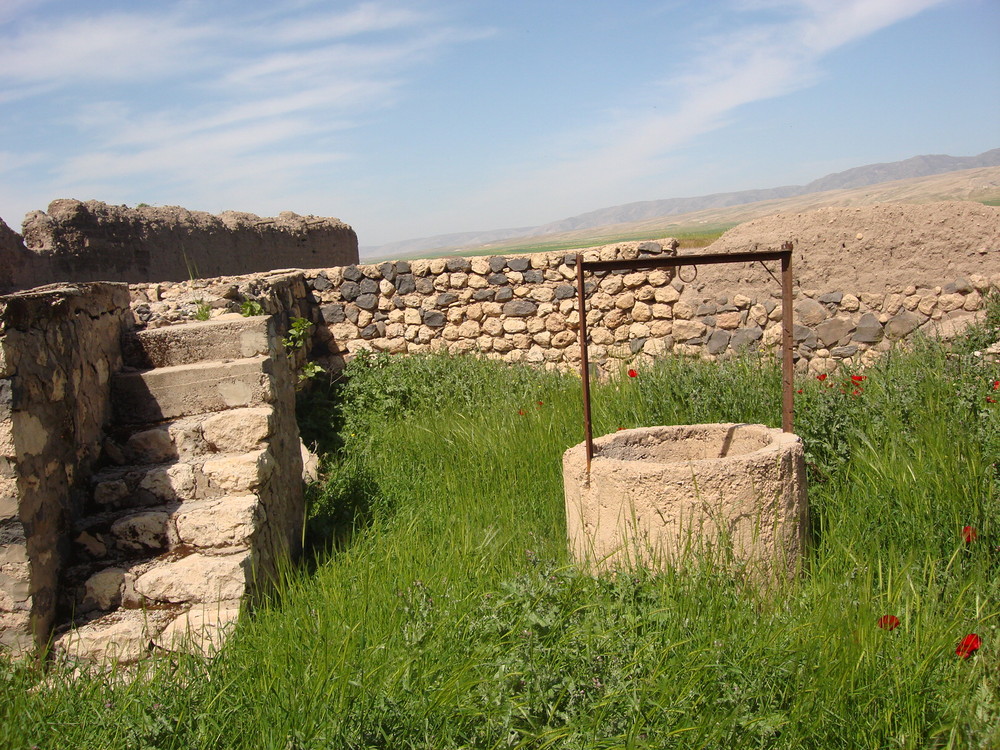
[[563, 424, 808, 579]]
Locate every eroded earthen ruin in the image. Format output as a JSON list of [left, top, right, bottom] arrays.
[[0, 199, 358, 290]]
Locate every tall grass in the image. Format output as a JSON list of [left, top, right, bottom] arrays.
[[1, 323, 998, 748]]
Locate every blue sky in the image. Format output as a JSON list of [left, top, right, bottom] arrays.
[[1, 0, 997, 246]]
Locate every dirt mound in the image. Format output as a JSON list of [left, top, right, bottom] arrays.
[[690, 201, 998, 296]]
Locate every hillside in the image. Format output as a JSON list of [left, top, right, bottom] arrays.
[[362, 149, 1000, 261]]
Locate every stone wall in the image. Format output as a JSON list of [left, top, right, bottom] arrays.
[[3, 200, 359, 290], [125, 239, 998, 377], [55, 313, 304, 664], [0, 282, 306, 662], [0, 283, 131, 652]]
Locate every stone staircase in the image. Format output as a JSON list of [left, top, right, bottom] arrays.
[[52, 315, 304, 664]]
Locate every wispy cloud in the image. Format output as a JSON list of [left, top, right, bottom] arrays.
[[0, 1, 488, 217], [0, 10, 208, 88], [465, 0, 951, 223], [269, 2, 427, 44]]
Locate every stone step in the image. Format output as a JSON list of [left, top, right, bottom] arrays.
[[73, 507, 175, 562], [91, 460, 201, 511], [105, 407, 275, 464], [54, 607, 181, 665], [131, 548, 254, 606], [111, 356, 275, 424], [90, 447, 274, 511], [105, 415, 207, 465], [74, 494, 263, 566], [123, 315, 273, 369], [55, 598, 243, 664], [67, 492, 264, 625]]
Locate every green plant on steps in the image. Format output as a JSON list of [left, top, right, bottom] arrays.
[[299, 360, 325, 382], [283, 316, 325, 385], [240, 299, 265, 317], [283, 316, 312, 352], [193, 299, 211, 321]]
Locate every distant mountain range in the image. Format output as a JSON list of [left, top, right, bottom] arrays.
[[362, 148, 1000, 260]]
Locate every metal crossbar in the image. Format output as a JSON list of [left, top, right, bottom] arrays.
[[574, 243, 795, 467]]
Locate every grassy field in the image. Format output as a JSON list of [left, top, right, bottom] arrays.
[[452, 225, 734, 258], [1, 302, 999, 749], [385, 225, 734, 263]]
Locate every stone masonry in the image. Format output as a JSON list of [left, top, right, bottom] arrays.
[[0, 283, 304, 664], [128, 240, 998, 378], [0, 284, 130, 653]]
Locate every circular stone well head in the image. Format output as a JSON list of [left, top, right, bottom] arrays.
[[563, 424, 808, 580]]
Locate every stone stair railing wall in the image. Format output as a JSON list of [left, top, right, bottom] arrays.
[[0, 284, 130, 654], [128, 241, 999, 378], [0, 283, 304, 664]]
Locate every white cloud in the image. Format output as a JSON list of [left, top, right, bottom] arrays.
[[456, 0, 951, 226], [0, 10, 208, 88], [0, 1, 484, 221], [0, 150, 44, 173], [270, 2, 428, 44]]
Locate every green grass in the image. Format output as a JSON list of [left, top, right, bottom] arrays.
[[470, 225, 733, 257], [2, 317, 999, 748], [385, 225, 734, 262]]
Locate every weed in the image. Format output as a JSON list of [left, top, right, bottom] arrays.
[[240, 299, 265, 317], [951, 288, 1000, 355], [283, 316, 312, 352], [193, 299, 211, 321], [299, 360, 325, 382]]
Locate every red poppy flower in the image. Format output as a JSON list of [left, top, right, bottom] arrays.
[[816, 373, 828, 381], [851, 375, 867, 383], [537, 401, 544, 406], [518, 409, 525, 416], [956, 633, 981, 659], [851, 388, 863, 396], [988, 397, 997, 404], [993, 380, 1000, 390], [627, 369, 638, 378], [616, 427, 625, 431], [962, 525, 978, 543], [877, 615, 900, 631], [796, 389, 803, 394]]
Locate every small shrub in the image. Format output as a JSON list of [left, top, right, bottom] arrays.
[[299, 360, 325, 382], [952, 288, 1000, 354], [240, 299, 265, 317], [283, 316, 312, 352]]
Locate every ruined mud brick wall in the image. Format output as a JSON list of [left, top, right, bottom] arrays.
[[2, 199, 359, 290], [0, 219, 37, 292], [127, 239, 998, 377], [0, 283, 130, 652]]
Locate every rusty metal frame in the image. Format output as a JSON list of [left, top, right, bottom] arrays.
[[575, 243, 795, 467]]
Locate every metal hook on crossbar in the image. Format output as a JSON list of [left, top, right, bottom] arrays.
[[677, 265, 698, 283]]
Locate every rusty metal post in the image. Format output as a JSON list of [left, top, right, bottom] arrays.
[[575, 253, 594, 467], [780, 243, 794, 433]]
